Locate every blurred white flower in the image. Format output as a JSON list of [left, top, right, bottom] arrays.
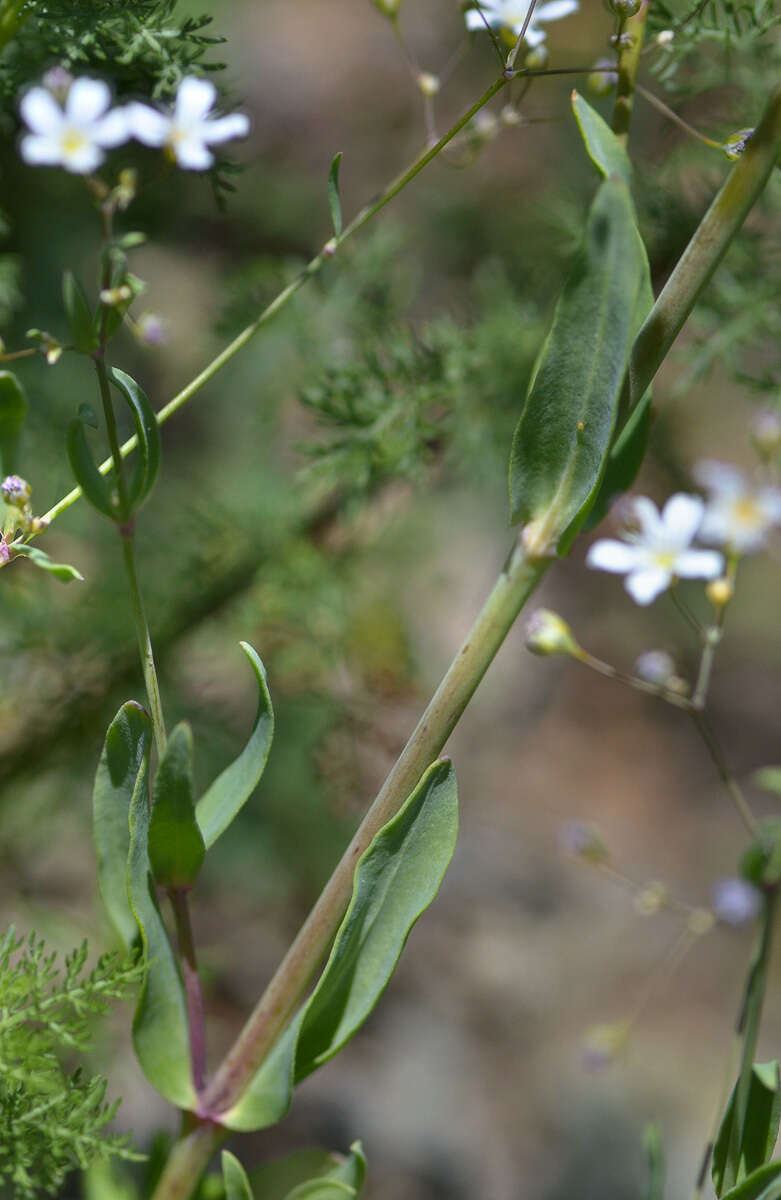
[[694, 460, 781, 553], [465, 0, 579, 45], [711, 878, 761, 926], [586, 494, 724, 606], [19, 77, 129, 173], [633, 650, 676, 686], [128, 77, 250, 170]]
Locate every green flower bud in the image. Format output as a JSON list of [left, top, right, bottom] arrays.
[[524, 44, 549, 70], [1, 474, 31, 508], [608, 0, 642, 16], [371, 0, 400, 16], [588, 58, 618, 97], [722, 128, 754, 161], [525, 609, 580, 657]]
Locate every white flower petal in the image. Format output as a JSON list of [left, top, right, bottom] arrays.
[[697, 508, 732, 546], [693, 459, 744, 497], [759, 488, 781, 523], [61, 140, 104, 174], [172, 136, 214, 170], [201, 112, 250, 144], [175, 77, 217, 124], [20, 87, 63, 135], [465, 7, 500, 29], [524, 25, 547, 44], [660, 493, 704, 548], [629, 496, 663, 541], [586, 539, 642, 574], [625, 566, 671, 605], [94, 107, 130, 147], [673, 549, 724, 580], [127, 102, 170, 146], [534, 0, 579, 21], [66, 78, 111, 124], [20, 133, 63, 165]]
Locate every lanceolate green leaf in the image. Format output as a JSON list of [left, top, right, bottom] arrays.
[[571, 91, 633, 187], [295, 759, 458, 1080], [149, 723, 205, 891], [508, 176, 649, 553], [223, 1151, 255, 1200], [0, 369, 27, 475], [67, 415, 117, 520], [328, 152, 344, 237], [196, 642, 274, 849], [127, 762, 196, 1109], [12, 544, 84, 583], [93, 702, 152, 949], [223, 760, 458, 1132], [721, 1161, 781, 1200], [714, 1062, 781, 1196], [109, 368, 161, 512], [62, 271, 96, 353]]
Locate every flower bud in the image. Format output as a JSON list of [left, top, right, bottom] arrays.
[[524, 44, 549, 70], [42, 66, 73, 103], [633, 650, 675, 686], [1, 474, 32, 509], [371, 0, 400, 16], [711, 878, 761, 926], [687, 907, 715, 936], [582, 1021, 629, 1070], [135, 312, 167, 347], [500, 104, 523, 128], [588, 58, 618, 97], [99, 285, 132, 307], [525, 609, 579, 657], [655, 29, 674, 45], [559, 821, 608, 864], [722, 128, 754, 161], [751, 409, 781, 460], [417, 72, 441, 98], [706, 577, 733, 609], [608, 0, 642, 15], [634, 881, 667, 916]]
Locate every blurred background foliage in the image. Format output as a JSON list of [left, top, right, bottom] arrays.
[[0, 0, 780, 1196]]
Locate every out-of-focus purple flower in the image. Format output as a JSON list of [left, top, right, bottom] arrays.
[[135, 312, 168, 346], [711, 877, 762, 926], [634, 650, 676, 686], [559, 821, 607, 864], [1, 475, 31, 508]]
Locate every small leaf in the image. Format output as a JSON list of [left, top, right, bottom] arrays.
[[223, 761, 458, 1132], [0, 370, 27, 475], [571, 90, 633, 186], [643, 1122, 665, 1200], [149, 723, 206, 891], [12, 544, 84, 583], [754, 769, 781, 800], [295, 759, 458, 1080], [714, 1062, 781, 1196], [127, 756, 196, 1108], [328, 152, 343, 237], [281, 1143, 367, 1200], [109, 368, 161, 513], [721, 1161, 781, 1200], [66, 415, 117, 520], [63, 270, 97, 352], [93, 703, 152, 950], [223, 1151, 255, 1200], [508, 176, 649, 553], [196, 642, 274, 848]]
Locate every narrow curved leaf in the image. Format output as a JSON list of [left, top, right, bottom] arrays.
[[149, 723, 205, 891], [223, 1151, 255, 1200], [295, 758, 458, 1080], [328, 152, 343, 237], [223, 760, 458, 1132], [109, 368, 161, 512], [284, 1184, 353, 1200], [196, 642, 274, 848], [66, 416, 117, 520], [12, 544, 84, 583], [269, 1141, 366, 1200], [0, 370, 27, 475], [714, 1062, 781, 1196], [63, 270, 97, 353], [93, 702, 152, 949], [722, 1161, 781, 1200], [508, 177, 649, 554], [572, 90, 632, 187], [127, 759, 196, 1109]]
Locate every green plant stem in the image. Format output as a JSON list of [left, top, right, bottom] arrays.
[[148, 1121, 225, 1200], [169, 889, 207, 1096], [690, 712, 757, 836], [611, 1, 649, 145], [573, 647, 694, 711], [636, 83, 721, 149], [630, 85, 781, 407], [119, 532, 167, 760]]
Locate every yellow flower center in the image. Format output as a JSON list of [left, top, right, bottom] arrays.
[[651, 549, 677, 571], [732, 496, 762, 528], [61, 128, 87, 156]]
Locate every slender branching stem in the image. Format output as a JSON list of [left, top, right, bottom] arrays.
[[611, 1, 649, 145], [690, 712, 757, 836], [119, 532, 167, 760], [169, 888, 208, 1096], [637, 83, 721, 149], [573, 647, 695, 711], [505, 0, 539, 72]]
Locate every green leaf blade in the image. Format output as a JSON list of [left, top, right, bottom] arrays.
[[295, 758, 458, 1080], [12, 544, 84, 583], [328, 152, 343, 237], [508, 176, 649, 553], [93, 702, 152, 949], [149, 723, 205, 891], [109, 368, 161, 512], [0, 369, 27, 475], [62, 270, 97, 353], [127, 761, 196, 1109], [66, 416, 117, 520], [572, 90, 633, 186], [714, 1062, 781, 1196], [223, 1151, 255, 1200], [195, 642, 275, 849], [721, 1160, 781, 1200]]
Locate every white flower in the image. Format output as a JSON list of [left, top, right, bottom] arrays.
[[19, 77, 129, 173], [128, 77, 250, 170], [465, 0, 579, 45], [694, 460, 781, 554], [711, 878, 761, 926], [586, 494, 724, 606]]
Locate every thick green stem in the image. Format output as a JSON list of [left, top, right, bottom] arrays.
[[201, 540, 548, 1117], [611, 1, 649, 145], [148, 1121, 225, 1200], [630, 86, 781, 407]]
